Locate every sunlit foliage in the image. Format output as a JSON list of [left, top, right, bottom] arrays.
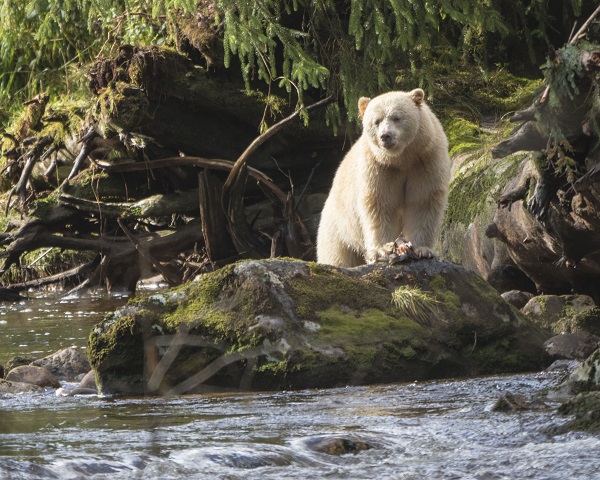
[[0, 0, 590, 125]]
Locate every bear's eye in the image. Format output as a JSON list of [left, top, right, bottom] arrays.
[[374, 118, 382, 126], [391, 115, 401, 122]]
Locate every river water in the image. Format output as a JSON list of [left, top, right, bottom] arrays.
[[1, 292, 599, 480]]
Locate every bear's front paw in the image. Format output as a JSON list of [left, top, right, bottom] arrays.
[[366, 245, 395, 264], [367, 239, 416, 264]]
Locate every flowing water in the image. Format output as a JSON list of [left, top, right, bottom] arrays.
[[1, 292, 599, 480]]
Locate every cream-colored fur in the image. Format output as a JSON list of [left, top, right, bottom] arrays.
[[316, 89, 451, 267]]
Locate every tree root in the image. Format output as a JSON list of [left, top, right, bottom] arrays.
[[0, 45, 334, 294]]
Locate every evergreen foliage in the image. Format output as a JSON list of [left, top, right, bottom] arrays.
[[0, 0, 594, 126], [0, 0, 196, 120], [214, 0, 589, 121]]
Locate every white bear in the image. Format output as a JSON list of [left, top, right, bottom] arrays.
[[316, 89, 451, 267]]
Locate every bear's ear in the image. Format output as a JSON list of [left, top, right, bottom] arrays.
[[409, 88, 425, 106], [358, 97, 371, 119]]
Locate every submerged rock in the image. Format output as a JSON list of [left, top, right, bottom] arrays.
[[302, 435, 373, 455], [492, 392, 550, 412], [0, 379, 42, 394], [88, 259, 551, 396]]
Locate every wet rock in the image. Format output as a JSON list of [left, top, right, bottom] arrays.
[[543, 332, 600, 360], [5, 355, 36, 373], [32, 347, 91, 381], [561, 347, 600, 393], [522, 294, 600, 335], [557, 391, 600, 433], [5, 365, 60, 388], [545, 359, 581, 373], [56, 386, 98, 396], [501, 290, 534, 310], [79, 370, 97, 389], [303, 435, 373, 455], [0, 379, 43, 394], [88, 259, 551, 396], [0, 287, 25, 301], [492, 392, 549, 412]]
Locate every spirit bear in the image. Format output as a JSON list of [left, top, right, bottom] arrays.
[[316, 89, 451, 267]]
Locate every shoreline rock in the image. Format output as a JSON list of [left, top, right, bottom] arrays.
[[32, 347, 91, 381], [5, 365, 61, 389], [88, 258, 551, 396], [0, 379, 43, 394]]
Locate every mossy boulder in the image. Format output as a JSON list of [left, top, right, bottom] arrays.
[[558, 391, 600, 433], [88, 258, 550, 396], [556, 347, 600, 433], [441, 141, 528, 289], [522, 294, 600, 335], [562, 347, 600, 394]]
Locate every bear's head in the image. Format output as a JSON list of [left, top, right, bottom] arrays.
[[358, 89, 424, 156]]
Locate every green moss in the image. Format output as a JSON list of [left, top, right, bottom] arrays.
[[469, 273, 511, 312], [314, 307, 423, 347], [459, 337, 524, 373], [96, 81, 149, 135], [257, 358, 293, 375], [444, 117, 485, 157], [362, 269, 388, 287], [555, 308, 600, 336], [288, 263, 391, 320], [21, 248, 96, 275], [430, 275, 446, 290], [87, 313, 140, 368], [429, 275, 461, 317], [161, 265, 265, 347], [30, 193, 60, 219], [472, 71, 543, 113], [446, 153, 525, 226], [558, 392, 600, 433], [432, 67, 543, 116]]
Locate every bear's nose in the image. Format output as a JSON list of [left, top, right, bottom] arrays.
[[380, 133, 395, 148]]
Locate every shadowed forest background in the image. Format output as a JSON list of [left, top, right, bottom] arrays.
[[0, 0, 599, 297]]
